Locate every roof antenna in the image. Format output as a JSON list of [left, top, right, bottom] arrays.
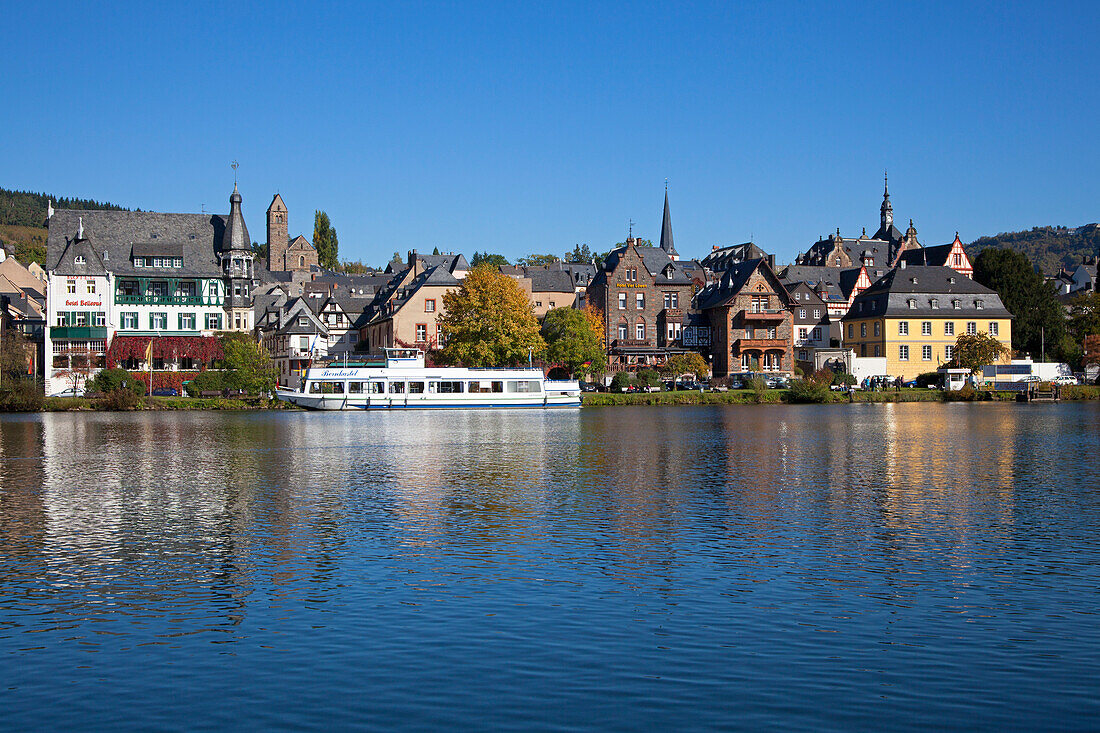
[[665, 177, 668, 193], [628, 219, 634, 239], [201, 203, 206, 214]]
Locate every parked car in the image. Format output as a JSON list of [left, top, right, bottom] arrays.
[[676, 381, 701, 391], [53, 386, 85, 398], [152, 387, 179, 397], [728, 379, 743, 390], [1051, 375, 1078, 386]]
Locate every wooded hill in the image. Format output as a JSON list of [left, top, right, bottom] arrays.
[[966, 224, 1100, 276], [0, 186, 130, 265]]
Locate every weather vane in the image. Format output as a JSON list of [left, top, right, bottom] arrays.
[[628, 219, 634, 239], [231, 160, 239, 184]]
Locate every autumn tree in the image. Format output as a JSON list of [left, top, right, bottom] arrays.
[[948, 331, 1010, 374], [438, 265, 545, 367], [313, 211, 339, 270], [540, 307, 605, 377]]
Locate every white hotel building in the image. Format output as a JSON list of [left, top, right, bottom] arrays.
[[44, 185, 257, 394]]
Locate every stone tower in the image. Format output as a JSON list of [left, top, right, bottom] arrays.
[[267, 194, 288, 272]]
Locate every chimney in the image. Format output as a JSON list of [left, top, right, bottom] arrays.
[[900, 260, 906, 269], [767, 254, 775, 269]]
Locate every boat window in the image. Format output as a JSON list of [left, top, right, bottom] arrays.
[[408, 382, 425, 394], [430, 381, 464, 393], [308, 382, 322, 394], [367, 382, 384, 394], [389, 381, 405, 394], [506, 380, 541, 393], [321, 381, 344, 394], [468, 380, 504, 393], [349, 382, 364, 394]]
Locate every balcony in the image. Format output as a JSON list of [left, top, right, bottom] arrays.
[[51, 326, 108, 339], [738, 308, 787, 321], [733, 337, 787, 351], [115, 293, 221, 306]]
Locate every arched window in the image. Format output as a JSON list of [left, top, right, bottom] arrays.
[[635, 319, 646, 341], [299, 255, 305, 267], [617, 320, 628, 341]]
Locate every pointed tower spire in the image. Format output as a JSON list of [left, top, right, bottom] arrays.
[[222, 181, 251, 253], [880, 170, 893, 229], [659, 187, 678, 261]]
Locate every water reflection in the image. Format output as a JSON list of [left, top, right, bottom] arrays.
[[0, 404, 1098, 731]]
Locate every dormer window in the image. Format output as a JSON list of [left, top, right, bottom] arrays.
[[976, 300, 984, 310], [74, 255, 86, 265], [930, 299, 939, 309], [952, 299, 961, 309], [298, 316, 308, 327], [907, 298, 916, 309]]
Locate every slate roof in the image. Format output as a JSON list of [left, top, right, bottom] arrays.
[[599, 245, 694, 285], [845, 266, 1012, 319], [48, 209, 227, 278], [779, 264, 859, 303], [700, 242, 771, 272], [528, 269, 575, 293], [897, 243, 955, 268], [695, 258, 790, 310]]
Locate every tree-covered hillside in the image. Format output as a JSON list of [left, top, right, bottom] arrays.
[[0, 186, 130, 265], [966, 224, 1099, 276], [1, 187, 129, 228]]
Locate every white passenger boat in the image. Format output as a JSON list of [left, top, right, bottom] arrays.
[[276, 348, 582, 410]]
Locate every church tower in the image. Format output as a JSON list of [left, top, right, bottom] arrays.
[[267, 194, 289, 271], [659, 186, 679, 261], [880, 172, 893, 231]]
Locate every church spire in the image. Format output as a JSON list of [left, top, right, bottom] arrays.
[[659, 186, 678, 261], [880, 170, 893, 229]]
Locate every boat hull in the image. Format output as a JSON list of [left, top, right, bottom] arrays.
[[276, 390, 581, 410]]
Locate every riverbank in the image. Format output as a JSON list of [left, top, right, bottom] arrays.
[[39, 395, 297, 411], [582, 385, 1100, 406]]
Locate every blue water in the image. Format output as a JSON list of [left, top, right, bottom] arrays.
[[0, 404, 1098, 731]]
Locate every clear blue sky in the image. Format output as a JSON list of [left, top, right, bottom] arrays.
[[3, 1, 1097, 266]]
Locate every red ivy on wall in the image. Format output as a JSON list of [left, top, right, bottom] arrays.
[[130, 371, 201, 392], [106, 336, 224, 368]]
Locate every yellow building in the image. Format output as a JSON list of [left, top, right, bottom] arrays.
[[842, 265, 1012, 379]]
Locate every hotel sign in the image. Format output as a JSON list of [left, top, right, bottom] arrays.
[[65, 300, 103, 307]]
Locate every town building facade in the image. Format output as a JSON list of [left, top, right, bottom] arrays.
[[696, 258, 794, 378], [841, 265, 1012, 379]]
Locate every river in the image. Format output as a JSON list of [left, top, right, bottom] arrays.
[[1, 404, 1098, 731]]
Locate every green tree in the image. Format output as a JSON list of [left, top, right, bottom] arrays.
[[565, 243, 594, 262], [948, 331, 1010, 374], [85, 368, 145, 397], [470, 251, 510, 268], [432, 246, 441, 255], [438, 265, 545, 367], [660, 352, 710, 380], [517, 253, 561, 267], [615, 238, 653, 248], [251, 240, 268, 260], [973, 248, 1068, 360], [540, 307, 605, 377], [220, 333, 277, 394], [313, 210, 339, 270]]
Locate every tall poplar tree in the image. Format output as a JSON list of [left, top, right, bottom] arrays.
[[313, 211, 339, 270]]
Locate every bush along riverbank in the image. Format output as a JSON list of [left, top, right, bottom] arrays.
[[582, 385, 1100, 406]]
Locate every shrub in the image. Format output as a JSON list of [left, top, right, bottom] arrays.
[[184, 370, 227, 397], [944, 383, 979, 401], [748, 376, 768, 402], [915, 371, 941, 389], [637, 369, 660, 388], [788, 369, 833, 403], [831, 372, 856, 387], [103, 388, 141, 410], [610, 371, 634, 392], [0, 380, 44, 411], [86, 368, 145, 397]]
